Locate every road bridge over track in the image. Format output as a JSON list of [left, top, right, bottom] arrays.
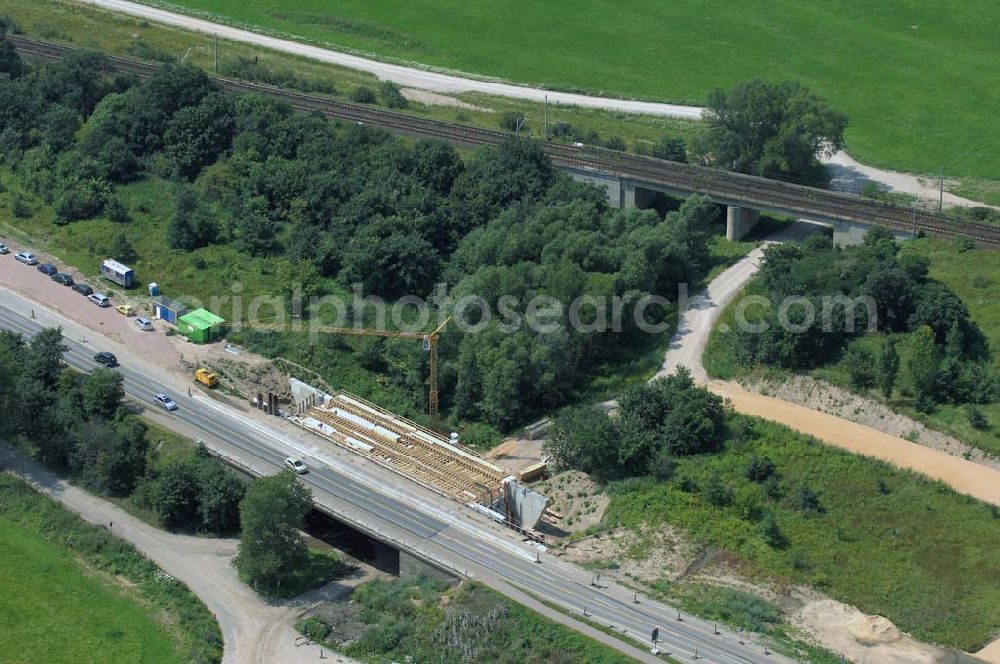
[[12, 36, 1000, 248]]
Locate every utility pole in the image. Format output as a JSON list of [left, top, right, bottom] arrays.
[[543, 94, 548, 140], [515, 115, 526, 138], [911, 197, 918, 238], [214, 33, 219, 73], [938, 167, 944, 212]]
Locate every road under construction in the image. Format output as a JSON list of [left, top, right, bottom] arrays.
[[11, 36, 1000, 247]]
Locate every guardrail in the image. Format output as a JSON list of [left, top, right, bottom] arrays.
[[205, 443, 469, 579]]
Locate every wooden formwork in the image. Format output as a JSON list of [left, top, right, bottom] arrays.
[[301, 393, 510, 502]]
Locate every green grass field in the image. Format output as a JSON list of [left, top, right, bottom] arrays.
[[139, 0, 1000, 180], [0, 474, 221, 664], [0, 0, 703, 154]]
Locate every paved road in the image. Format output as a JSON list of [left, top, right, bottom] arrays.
[[0, 287, 792, 664]]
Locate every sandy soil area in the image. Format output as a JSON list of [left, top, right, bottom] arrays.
[[401, 87, 488, 111], [711, 380, 1000, 507], [749, 375, 1000, 471]]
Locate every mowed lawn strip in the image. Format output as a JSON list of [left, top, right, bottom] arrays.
[[0, 473, 221, 664], [139, 0, 1000, 178], [0, 521, 181, 664]]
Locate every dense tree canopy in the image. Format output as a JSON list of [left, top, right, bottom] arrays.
[[698, 78, 847, 179], [234, 471, 312, 593], [0, 37, 730, 429], [546, 368, 727, 480]]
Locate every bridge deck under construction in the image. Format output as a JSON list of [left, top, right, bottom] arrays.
[[291, 391, 511, 502]]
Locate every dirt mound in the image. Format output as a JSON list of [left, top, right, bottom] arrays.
[[536, 471, 608, 534]]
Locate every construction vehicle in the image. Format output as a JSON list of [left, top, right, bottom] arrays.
[[248, 317, 452, 417], [194, 367, 218, 387]]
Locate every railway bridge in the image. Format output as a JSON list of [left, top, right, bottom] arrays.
[[11, 36, 999, 248]]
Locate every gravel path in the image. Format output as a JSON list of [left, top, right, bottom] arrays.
[[78, 1, 996, 210], [0, 444, 358, 664], [656, 221, 1000, 507]]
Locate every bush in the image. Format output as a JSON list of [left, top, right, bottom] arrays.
[[296, 616, 330, 642], [379, 80, 408, 109], [499, 111, 525, 132], [549, 121, 573, 139], [967, 405, 989, 430], [603, 136, 627, 151], [351, 86, 376, 104], [744, 454, 776, 482], [843, 347, 876, 389], [792, 483, 823, 514], [953, 234, 976, 253]]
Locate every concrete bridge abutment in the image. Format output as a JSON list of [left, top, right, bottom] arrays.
[[399, 550, 460, 583], [726, 206, 760, 241]]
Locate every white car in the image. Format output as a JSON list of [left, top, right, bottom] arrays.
[[153, 392, 178, 411], [134, 317, 153, 331], [15, 251, 38, 265], [0, 243, 9, 254], [284, 457, 308, 474]]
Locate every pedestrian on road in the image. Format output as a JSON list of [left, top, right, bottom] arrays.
[[109, 521, 113, 529], [188, 387, 192, 398]]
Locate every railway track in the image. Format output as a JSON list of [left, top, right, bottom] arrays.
[[12, 36, 1000, 245]]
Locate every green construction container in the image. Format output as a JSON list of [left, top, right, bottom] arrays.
[[177, 308, 227, 344]]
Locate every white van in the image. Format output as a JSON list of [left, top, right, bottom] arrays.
[[88, 293, 110, 307]]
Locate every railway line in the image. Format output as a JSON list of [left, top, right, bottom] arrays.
[[11, 35, 1000, 245]]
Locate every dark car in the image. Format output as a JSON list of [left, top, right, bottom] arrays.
[[37, 263, 57, 276], [71, 283, 94, 296], [94, 351, 118, 367], [51, 272, 74, 286]]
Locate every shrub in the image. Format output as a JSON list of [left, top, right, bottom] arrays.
[[379, 80, 408, 109], [296, 616, 330, 642], [967, 405, 988, 430], [744, 454, 776, 482], [604, 136, 627, 151], [549, 121, 573, 139], [953, 234, 976, 253], [351, 86, 376, 104], [759, 512, 786, 548], [843, 347, 877, 389], [792, 483, 823, 514], [702, 473, 733, 507], [499, 111, 526, 132]]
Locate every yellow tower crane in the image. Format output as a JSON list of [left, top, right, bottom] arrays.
[[248, 316, 452, 417]]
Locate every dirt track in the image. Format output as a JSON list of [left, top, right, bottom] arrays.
[[709, 381, 1000, 507], [656, 223, 1000, 508], [0, 444, 359, 664]]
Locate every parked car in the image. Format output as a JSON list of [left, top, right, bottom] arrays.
[[88, 293, 110, 307], [51, 272, 74, 286], [116, 304, 135, 317], [284, 457, 308, 474], [37, 263, 57, 276], [93, 351, 118, 367], [71, 283, 94, 296], [0, 243, 9, 254], [134, 316, 153, 331], [14, 252, 37, 265], [153, 393, 178, 411]]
